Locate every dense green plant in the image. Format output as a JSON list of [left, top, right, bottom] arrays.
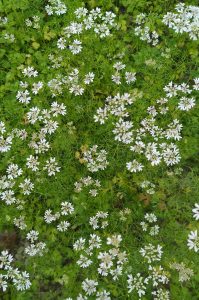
[[0, 0, 198, 299]]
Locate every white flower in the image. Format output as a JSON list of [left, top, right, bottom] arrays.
[[89, 234, 101, 250], [178, 97, 195, 111], [7, 164, 23, 179], [0, 274, 7, 291], [125, 72, 136, 84], [26, 230, 39, 243], [96, 290, 111, 300], [69, 40, 82, 54], [27, 107, 41, 124], [82, 278, 98, 296], [1, 190, 16, 205], [145, 213, 157, 223], [192, 203, 199, 220], [163, 81, 178, 98], [19, 178, 34, 195], [84, 72, 95, 84], [13, 271, 31, 291], [75, 7, 88, 19], [57, 221, 70, 232], [112, 73, 121, 85], [193, 78, 199, 90], [22, 66, 38, 77], [77, 255, 93, 268], [127, 273, 148, 297], [140, 244, 163, 263], [69, 84, 84, 96], [44, 209, 60, 223], [0, 136, 13, 152], [61, 201, 74, 215], [152, 288, 170, 300], [126, 160, 143, 172], [0, 250, 13, 269], [50, 102, 67, 116], [83, 145, 109, 172], [187, 230, 199, 252], [107, 234, 122, 248], [57, 37, 66, 49], [26, 155, 40, 171], [13, 216, 27, 230], [32, 82, 43, 94], [43, 157, 60, 176], [16, 90, 31, 104], [73, 238, 86, 251]]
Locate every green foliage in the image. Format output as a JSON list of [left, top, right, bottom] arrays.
[[0, 0, 199, 299]]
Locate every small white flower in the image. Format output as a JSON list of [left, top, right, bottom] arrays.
[[187, 230, 199, 252], [192, 203, 199, 220]]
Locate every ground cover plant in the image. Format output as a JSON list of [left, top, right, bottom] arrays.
[[0, 0, 199, 299]]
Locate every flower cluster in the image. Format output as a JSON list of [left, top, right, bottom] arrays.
[[82, 145, 109, 173], [135, 13, 159, 46], [44, 201, 74, 232], [25, 15, 40, 29], [170, 262, 194, 282], [74, 176, 101, 197], [140, 213, 159, 236], [0, 121, 13, 153], [94, 79, 198, 173], [187, 202, 199, 252], [45, 0, 67, 16], [67, 68, 95, 96], [140, 180, 156, 195], [128, 214, 170, 299], [0, 250, 31, 291], [24, 230, 46, 257], [57, 7, 116, 55], [111, 61, 136, 85], [73, 233, 128, 297], [89, 211, 109, 230], [162, 3, 199, 40]]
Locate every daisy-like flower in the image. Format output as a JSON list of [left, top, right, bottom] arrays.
[[84, 72, 95, 84], [192, 203, 199, 220], [6, 164, 23, 179], [61, 201, 74, 215], [82, 278, 98, 296], [69, 40, 82, 54], [43, 157, 60, 176], [44, 209, 60, 224], [26, 155, 40, 171], [178, 97, 195, 111], [187, 230, 199, 252], [57, 221, 70, 232], [73, 237, 86, 251], [0, 136, 12, 153], [1, 190, 16, 205], [57, 37, 66, 49], [125, 72, 136, 84], [127, 273, 148, 297], [50, 102, 66, 116], [13, 271, 31, 291], [19, 178, 34, 195], [0, 250, 13, 269], [163, 81, 178, 98], [140, 244, 163, 263]]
